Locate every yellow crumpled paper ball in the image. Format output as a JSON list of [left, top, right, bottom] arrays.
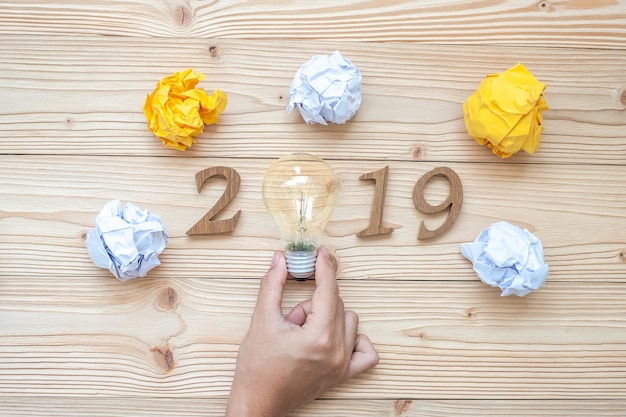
[[462, 63, 548, 158], [143, 69, 227, 151]]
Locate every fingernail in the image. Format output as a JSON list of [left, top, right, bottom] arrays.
[[319, 246, 330, 259], [270, 251, 281, 267]]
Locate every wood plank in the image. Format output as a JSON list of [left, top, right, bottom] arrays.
[[0, 156, 624, 281], [1, 398, 625, 417], [0, 1, 625, 48], [0, 37, 625, 164], [1, 278, 625, 398]]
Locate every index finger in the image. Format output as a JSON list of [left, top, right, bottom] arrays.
[[310, 246, 340, 323]]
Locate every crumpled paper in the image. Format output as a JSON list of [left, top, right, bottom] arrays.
[[287, 50, 361, 125], [86, 200, 168, 281], [462, 63, 549, 158], [460, 221, 549, 297], [143, 68, 228, 150]]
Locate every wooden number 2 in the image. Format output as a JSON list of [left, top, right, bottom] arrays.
[[413, 166, 463, 240], [357, 166, 395, 237], [186, 166, 242, 235]]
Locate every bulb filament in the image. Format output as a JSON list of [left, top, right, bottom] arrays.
[[293, 189, 314, 251]]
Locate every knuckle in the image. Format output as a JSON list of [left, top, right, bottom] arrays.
[[330, 351, 348, 370], [312, 334, 333, 354], [310, 337, 348, 370]]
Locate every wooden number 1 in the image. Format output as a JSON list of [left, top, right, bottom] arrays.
[[413, 166, 463, 240], [186, 166, 242, 235], [357, 166, 395, 237]]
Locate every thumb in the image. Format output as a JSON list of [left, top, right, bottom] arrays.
[[254, 251, 288, 320], [285, 299, 312, 326]]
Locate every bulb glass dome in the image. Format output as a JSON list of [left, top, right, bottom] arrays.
[[262, 153, 337, 279]]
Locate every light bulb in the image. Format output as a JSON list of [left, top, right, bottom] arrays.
[[262, 153, 338, 280]]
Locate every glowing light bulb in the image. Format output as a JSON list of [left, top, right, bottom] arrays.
[[262, 153, 337, 280]]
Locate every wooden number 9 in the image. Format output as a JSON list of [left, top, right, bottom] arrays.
[[413, 166, 463, 240]]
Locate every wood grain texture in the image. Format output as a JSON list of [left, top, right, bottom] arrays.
[[0, 37, 625, 164], [0, 0, 625, 48], [1, 277, 626, 398], [0, 156, 624, 280], [1, 398, 626, 417], [1, 1, 626, 415]]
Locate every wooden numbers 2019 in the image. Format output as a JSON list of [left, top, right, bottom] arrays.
[[187, 165, 463, 240]]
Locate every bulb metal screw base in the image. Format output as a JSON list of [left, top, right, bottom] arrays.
[[285, 249, 317, 280]]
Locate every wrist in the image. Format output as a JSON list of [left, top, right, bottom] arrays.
[[225, 384, 286, 417], [225, 402, 283, 417]]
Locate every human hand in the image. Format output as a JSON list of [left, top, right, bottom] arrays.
[[225, 247, 379, 417]]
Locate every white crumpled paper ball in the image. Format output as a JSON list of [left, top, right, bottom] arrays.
[[287, 50, 362, 125], [460, 221, 549, 296], [86, 199, 168, 281]]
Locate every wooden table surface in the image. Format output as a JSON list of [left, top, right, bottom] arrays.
[[1, 1, 626, 416]]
